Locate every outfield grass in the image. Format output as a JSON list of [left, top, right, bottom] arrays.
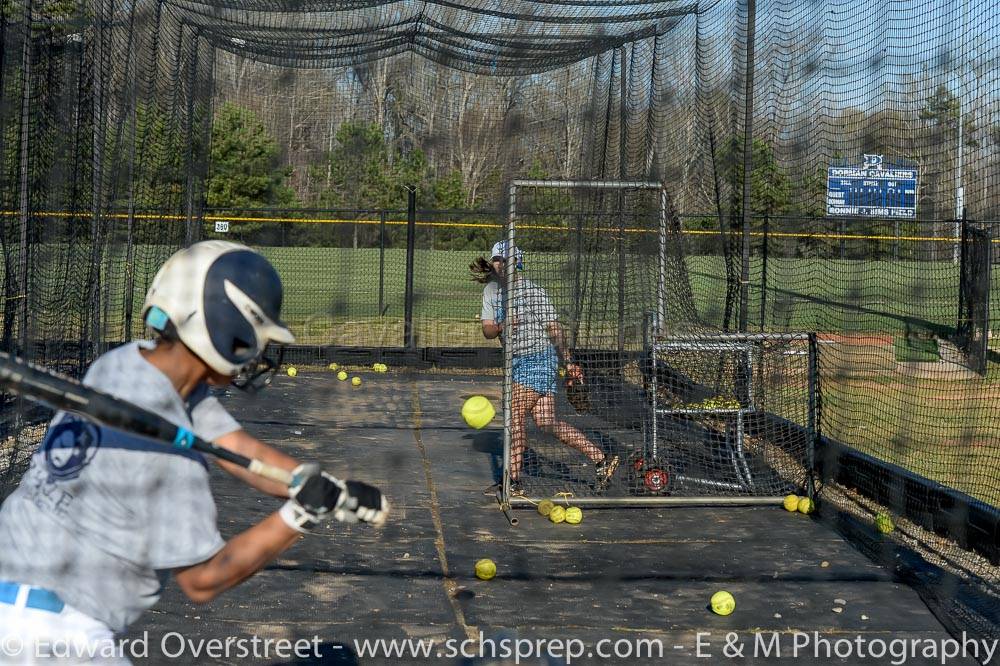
[[819, 344, 1000, 506], [274, 251, 973, 341], [13, 245, 980, 342]]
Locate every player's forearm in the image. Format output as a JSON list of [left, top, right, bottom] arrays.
[[174, 513, 300, 604], [546, 323, 573, 364], [215, 430, 298, 498]]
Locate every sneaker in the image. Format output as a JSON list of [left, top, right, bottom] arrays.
[[595, 455, 620, 489], [482, 482, 501, 497], [508, 481, 527, 497]]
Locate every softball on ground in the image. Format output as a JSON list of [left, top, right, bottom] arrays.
[[351, 376, 362, 387], [461, 396, 496, 429], [548, 505, 566, 524], [711, 591, 736, 616], [337, 370, 348, 381], [475, 558, 496, 581], [328, 362, 338, 371], [783, 494, 800, 512], [286, 367, 297, 377], [797, 497, 815, 514], [875, 512, 895, 533], [564, 507, 583, 524], [537, 499, 555, 517]]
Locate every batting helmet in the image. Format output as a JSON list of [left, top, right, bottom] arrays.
[[141, 241, 295, 378]]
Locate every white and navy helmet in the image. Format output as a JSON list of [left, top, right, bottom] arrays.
[[490, 240, 523, 270], [141, 241, 294, 377]]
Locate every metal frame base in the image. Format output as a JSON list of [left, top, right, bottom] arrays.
[[507, 496, 787, 508]]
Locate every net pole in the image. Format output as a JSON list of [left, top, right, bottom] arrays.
[[183, 29, 200, 246], [807, 332, 818, 501], [90, 0, 112, 359], [958, 215, 968, 331], [378, 209, 386, 317], [617, 190, 626, 354], [403, 186, 416, 349], [571, 207, 583, 348], [16, 0, 32, 358], [978, 225, 991, 374], [953, 0, 967, 263], [502, 184, 517, 500], [738, 0, 757, 333], [617, 46, 628, 354], [122, 21, 138, 344], [657, 186, 666, 333], [759, 213, 768, 331]]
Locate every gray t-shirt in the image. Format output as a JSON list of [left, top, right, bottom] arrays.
[[0, 340, 241, 632], [481, 277, 558, 357]]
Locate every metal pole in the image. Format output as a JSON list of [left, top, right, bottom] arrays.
[[183, 29, 199, 246], [508, 496, 786, 508], [403, 186, 416, 349], [502, 184, 517, 501], [893, 218, 899, 261], [807, 332, 819, 501], [662, 332, 811, 342], [957, 215, 968, 332], [738, 0, 757, 333], [378, 209, 386, 317], [88, 0, 112, 360], [839, 218, 846, 259], [511, 179, 662, 190], [953, 0, 967, 263], [120, 1, 139, 344], [759, 213, 769, 331], [617, 192, 626, 355], [657, 187, 667, 333], [16, 0, 32, 358], [617, 46, 628, 355], [571, 209, 584, 349], [123, 102, 137, 342], [651, 329, 659, 459]]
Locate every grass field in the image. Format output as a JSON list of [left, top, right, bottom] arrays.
[[8, 244, 999, 505], [818, 342, 1000, 506], [12, 246, 982, 342]]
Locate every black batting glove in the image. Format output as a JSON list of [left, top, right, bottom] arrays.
[[335, 480, 390, 526], [284, 464, 389, 529]]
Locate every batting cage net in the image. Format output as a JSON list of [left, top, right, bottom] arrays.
[[0, 0, 997, 642]]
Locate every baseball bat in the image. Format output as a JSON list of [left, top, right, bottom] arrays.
[[0, 351, 294, 486]]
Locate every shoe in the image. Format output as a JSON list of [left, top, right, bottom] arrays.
[[508, 481, 527, 497], [595, 455, 620, 489], [482, 482, 501, 497]]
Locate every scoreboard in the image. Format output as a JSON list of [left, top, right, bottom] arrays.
[[826, 154, 917, 219]]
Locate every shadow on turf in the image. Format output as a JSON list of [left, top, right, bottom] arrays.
[[466, 430, 503, 483]]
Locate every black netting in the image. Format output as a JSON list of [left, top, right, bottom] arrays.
[[0, 0, 997, 641]]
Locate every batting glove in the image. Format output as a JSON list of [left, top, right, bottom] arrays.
[[284, 464, 389, 529], [336, 480, 390, 526], [279, 499, 321, 533]]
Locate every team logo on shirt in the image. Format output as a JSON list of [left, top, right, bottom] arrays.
[[42, 416, 101, 481]]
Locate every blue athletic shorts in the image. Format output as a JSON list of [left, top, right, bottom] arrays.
[[512, 347, 559, 396]]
